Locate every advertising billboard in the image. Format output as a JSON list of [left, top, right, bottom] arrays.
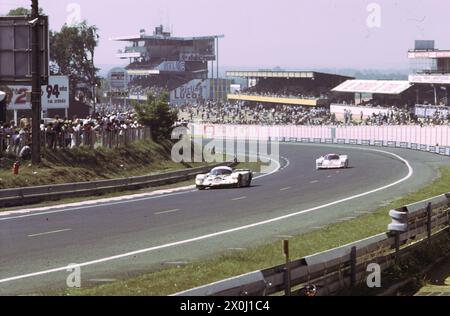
[[7, 76, 69, 110], [409, 74, 450, 85], [108, 67, 130, 89], [157, 61, 186, 72], [170, 79, 208, 105], [0, 16, 49, 84]]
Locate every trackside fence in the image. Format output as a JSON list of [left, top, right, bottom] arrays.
[[188, 124, 450, 157], [174, 194, 450, 296]]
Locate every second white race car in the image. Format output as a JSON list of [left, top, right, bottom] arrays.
[[196, 166, 253, 190], [316, 154, 349, 170]]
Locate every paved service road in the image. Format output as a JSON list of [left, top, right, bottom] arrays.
[[0, 143, 449, 295]]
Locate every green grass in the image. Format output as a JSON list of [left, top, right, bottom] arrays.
[[0, 140, 207, 190], [418, 284, 450, 295], [62, 166, 450, 296], [415, 255, 450, 296]]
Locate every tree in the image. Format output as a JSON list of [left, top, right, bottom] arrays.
[[0, 85, 12, 105], [7, 7, 44, 16], [49, 21, 101, 103], [133, 92, 178, 142]]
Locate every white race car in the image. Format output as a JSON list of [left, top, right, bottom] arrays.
[[196, 166, 253, 190], [316, 154, 349, 170]]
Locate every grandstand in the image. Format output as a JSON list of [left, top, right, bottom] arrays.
[[329, 40, 450, 122], [226, 71, 353, 107], [408, 40, 450, 107], [111, 26, 228, 104]]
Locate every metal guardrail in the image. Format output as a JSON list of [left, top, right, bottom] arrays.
[[174, 194, 450, 296], [0, 162, 234, 208]]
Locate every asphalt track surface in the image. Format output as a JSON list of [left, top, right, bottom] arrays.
[[0, 143, 449, 295]]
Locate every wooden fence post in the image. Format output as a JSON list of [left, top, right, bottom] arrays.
[[395, 232, 401, 263], [283, 240, 291, 296], [350, 246, 357, 287], [427, 202, 432, 243], [447, 198, 450, 237]]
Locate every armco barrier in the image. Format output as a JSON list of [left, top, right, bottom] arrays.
[[0, 163, 234, 208], [174, 194, 450, 296]]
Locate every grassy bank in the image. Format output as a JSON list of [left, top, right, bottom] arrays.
[[0, 140, 205, 190], [64, 167, 450, 296]]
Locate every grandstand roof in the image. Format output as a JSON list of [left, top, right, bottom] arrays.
[[111, 34, 224, 42], [332, 80, 412, 95], [408, 50, 450, 59], [226, 71, 352, 80]]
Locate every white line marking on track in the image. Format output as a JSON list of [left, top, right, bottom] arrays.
[[165, 261, 189, 265], [28, 229, 72, 238], [338, 217, 356, 221], [88, 279, 117, 283], [280, 187, 291, 191], [231, 196, 247, 201], [154, 209, 181, 215], [280, 157, 291, 170], [310, 180, 319, 184], [0, 148, 412, 285]]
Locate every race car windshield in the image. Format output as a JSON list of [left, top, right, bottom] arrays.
[[325, 155, 340, 160], [211, 169, 232, 176]]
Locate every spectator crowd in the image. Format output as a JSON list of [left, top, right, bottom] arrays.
[[176, 101, 450, 127], [0, 112, 145, 159], [177, 101, 336, 126], [238, 81, 331, 100]]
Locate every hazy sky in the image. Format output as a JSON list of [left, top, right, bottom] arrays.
[[1, 0, 449, 70]]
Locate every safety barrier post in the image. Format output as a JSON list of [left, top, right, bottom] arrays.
[[350, 246, 357, 287], [394, 232, 401, 263], [283, 240, 291, 296], [427, 202, 432, 243]]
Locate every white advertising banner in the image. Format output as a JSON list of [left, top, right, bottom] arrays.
[[42, 76, 70, 109], [332, 80, 411, 95], [7, 76, 70, 110], [330, 104, 391, 120], [409, 74, 450, 85], [415, 105, 450, 118], [170, 79, 208, 105], [408, 51, 450, 59], [108, 67, 130, 89], [158, 61, 186, 72], [7, 86, 30, 110]]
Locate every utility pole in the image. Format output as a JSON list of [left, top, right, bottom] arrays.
[[31, 0, 42, 164], [92, 44, 97, 115]]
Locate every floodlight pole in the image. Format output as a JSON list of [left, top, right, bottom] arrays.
[[31, 0, 42, 164]]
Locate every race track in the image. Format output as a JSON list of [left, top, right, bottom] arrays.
[[0, 143, 449, 295]]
